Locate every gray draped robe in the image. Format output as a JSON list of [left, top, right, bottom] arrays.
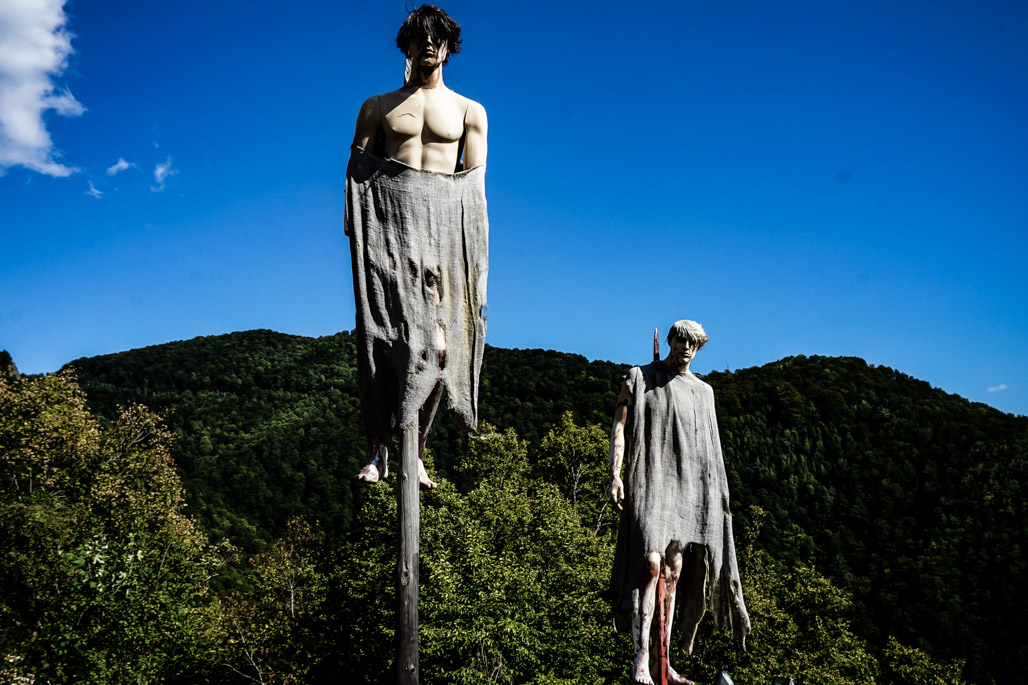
[[610, 362, 750, 648], [345, 146, 488, 438]]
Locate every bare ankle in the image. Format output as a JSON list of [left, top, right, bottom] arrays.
[[417, 457, 438, 489], [632, 652, 653, 684], [356, 441, 388, 483]]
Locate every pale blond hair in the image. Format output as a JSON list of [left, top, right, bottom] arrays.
[[666, 320, 709, 350]]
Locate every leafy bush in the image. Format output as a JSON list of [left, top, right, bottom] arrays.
[[0, 371, 232, 683]]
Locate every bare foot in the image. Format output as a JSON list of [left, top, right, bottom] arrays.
[[418, 457, 438, 489], [667, 665, 695, 685], [356, 441, 388, 483], [632, 653, 654, 684]]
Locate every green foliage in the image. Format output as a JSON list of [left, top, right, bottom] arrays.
[[0, 371, 232, 683], [475, 347, 625, 447], [325, 479, 398, 680], [0, 349, 17, 377], [67, 330, 365, 554], [537, 411, 616, 535], [65, 332, 629, 553], [709, 356, 1028, 682], [218, 517, 329, 683], [322, 428, 962, 685], [688, 507, 880, 684], [61, 333, 1028, 683], [328, 426, 622, 684], [881, 635, 965, 684]]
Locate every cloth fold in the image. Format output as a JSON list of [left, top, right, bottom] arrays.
[[610, 362, 750, 648], [345, 146, 488, 437]]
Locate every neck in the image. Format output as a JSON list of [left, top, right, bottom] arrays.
[[406, 62, 445, 89], [662, 354, 691, 374]]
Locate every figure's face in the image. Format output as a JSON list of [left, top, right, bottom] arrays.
[[408, 35, 448, 67], [667, 336, 699, 372]]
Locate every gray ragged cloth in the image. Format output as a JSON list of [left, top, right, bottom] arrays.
[[345, 146, 488, 437], [610, 362, 750, 649]]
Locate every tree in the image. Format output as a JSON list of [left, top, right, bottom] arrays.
[[537, 412, 615, 535], [327, 426, 622, 683], [686, 507, 962, 685], [881, 636, 965, 685], [218, 517, 328, 684], [0, 371, 232, 683]]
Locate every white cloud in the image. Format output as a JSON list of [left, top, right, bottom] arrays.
[[106, 158, 134, 175], [151, 156, 176, 191], [987, 384, 1008, 393], [85, 179, 101, 198], [0, 0, 84, 177]]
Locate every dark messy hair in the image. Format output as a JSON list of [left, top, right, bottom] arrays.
[[395, 5, 462, 65]]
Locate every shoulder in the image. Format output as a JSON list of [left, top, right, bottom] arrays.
[[617, 366, 643, 406], [454, 93, 487, 126], [370, 88, 409, 109], [692, 375, 716, 402], [356, 94, 383, 120], [367, 86, 420, 108], [465, 97, 487, 119], [639, 361, 663, 377], [624, 364, 650, 388]]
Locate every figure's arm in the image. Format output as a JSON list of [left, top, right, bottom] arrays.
[[608, 381, 631, 511], [462, 100, 488, 168], [352, 96, 380, 151]]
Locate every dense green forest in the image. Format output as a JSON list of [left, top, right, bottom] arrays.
[[2, 330, 1025, 683]]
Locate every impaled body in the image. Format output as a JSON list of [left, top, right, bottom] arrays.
[[609, 321, 750, 684], [349, 5, 487, 487]]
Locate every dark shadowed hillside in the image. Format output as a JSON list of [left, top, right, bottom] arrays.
[[65, 330, 1027, 683], [707, 356, 1028, 683]]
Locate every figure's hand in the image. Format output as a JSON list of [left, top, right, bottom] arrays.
[[609, 475, 624, 511]]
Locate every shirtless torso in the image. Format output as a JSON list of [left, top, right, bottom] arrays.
[[352, 32, 486, 174], [353, 86, 487, 174], [351, 17, 488, 488]]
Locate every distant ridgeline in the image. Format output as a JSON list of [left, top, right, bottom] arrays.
[[66, 329, 1028, 683]]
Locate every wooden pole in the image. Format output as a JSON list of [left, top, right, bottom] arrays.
[[397, 425, 420, 684]]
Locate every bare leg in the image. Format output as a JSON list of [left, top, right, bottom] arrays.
[[357, 306, 445, 489], [676, 545, 708, 655], [632, 552, 662, 684], [355, 437, 389, 483], [415, 382, 443, 489], [663, 544, 695, 685]]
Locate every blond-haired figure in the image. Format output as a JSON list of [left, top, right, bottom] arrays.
[[609, 321, 750, 684]]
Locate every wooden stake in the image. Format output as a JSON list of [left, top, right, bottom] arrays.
[[397, 425, 420, 684]]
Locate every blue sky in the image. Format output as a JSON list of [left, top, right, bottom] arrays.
[[1, 0, 1026, 416]]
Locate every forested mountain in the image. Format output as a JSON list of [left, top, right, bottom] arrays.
[[708, 358, 1028, 683], [12, 329, 1023, 682], [64, 331, 629, 550]]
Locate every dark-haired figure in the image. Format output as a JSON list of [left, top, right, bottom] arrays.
[[354, 4, 487, 175], [609, 321, 750, 685], [347, 5, 488, 488]]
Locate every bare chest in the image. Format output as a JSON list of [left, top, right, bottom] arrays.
[[382, 90, 466, 144]]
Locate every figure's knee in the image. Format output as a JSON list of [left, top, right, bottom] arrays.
[[644, 552, 662, 578], [433, 321, 447, 368], [665, 543, 684, 582]]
